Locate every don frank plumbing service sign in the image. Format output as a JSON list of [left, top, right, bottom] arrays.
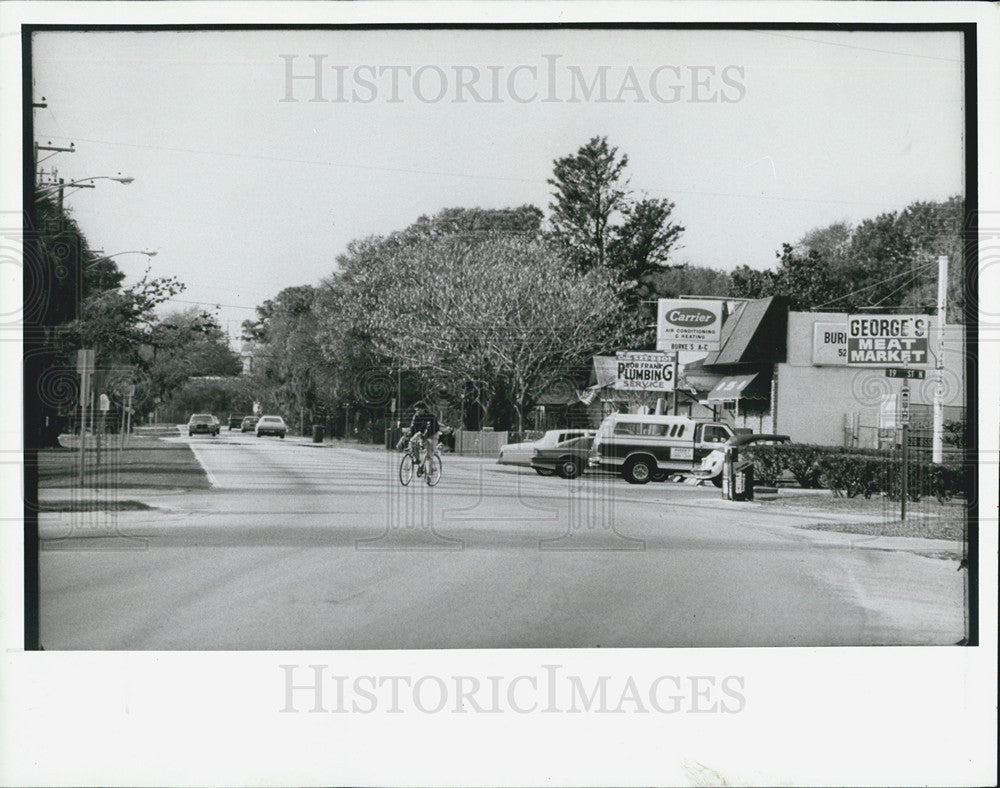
[[656, 299, 724, 352], [615, 351, 675, 391], [846, 315, 931, 366]]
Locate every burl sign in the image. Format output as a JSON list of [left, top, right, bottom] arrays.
[[656, 299, 724, 352]]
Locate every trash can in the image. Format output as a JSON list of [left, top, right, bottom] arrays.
[[722, 445, 754, 501], [312, 424, 324, 443], [732, 460, 754, 502]]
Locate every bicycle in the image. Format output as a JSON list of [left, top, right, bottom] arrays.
[[399, 434, 442, 486]]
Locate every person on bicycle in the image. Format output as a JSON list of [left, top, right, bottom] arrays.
[[408, 401, 439, 469]]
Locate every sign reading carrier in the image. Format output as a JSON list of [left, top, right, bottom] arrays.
[[656, 299, 723, 352], [614, 351, 675, 391], [846, 315, 931, 366]]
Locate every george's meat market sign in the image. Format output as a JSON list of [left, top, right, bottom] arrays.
[[846, 315, 931, 366]]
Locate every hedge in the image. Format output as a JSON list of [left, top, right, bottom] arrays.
[[740, 443, 967, 502]]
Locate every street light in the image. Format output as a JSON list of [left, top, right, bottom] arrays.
[[35, 174, 135, 210]]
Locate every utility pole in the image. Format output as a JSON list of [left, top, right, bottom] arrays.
[[932, 255, 948, 464]]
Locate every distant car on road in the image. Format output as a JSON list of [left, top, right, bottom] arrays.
[[498, 429, 596, 475], [695, 433, 791, 487], [255, 415, 287, 439], [240, 415, 260, 433], [530, 434, 595, 479], [188, 413, 220, 437], [228, 414, 245, 430]]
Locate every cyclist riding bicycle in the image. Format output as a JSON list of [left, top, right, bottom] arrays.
[[407, 401, 439, 471]]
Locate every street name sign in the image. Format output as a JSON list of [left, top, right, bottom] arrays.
[[656, 299, 724, 352], [846, 315, 931, 366], [614, 351, 675, 391], [885, 368, 925, 379]]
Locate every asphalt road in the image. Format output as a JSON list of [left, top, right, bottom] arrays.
[[38, 430, 967, 649]]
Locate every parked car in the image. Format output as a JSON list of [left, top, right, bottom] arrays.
[[240, 415, 260, 433], [228, 414, 245, 430], [498, 429, 596, 475], [589, 414, 734, 484], [255, 415, 287, 438], [188, 413, 220, 437], [530, 435, 595, 479], [695, 433, 791, 487]]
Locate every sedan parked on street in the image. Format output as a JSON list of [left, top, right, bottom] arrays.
[[240, 415, 260, 433], [530, 435, 595, 479], [498, 429, 596, 475], [228, 414, 245, 430], [255, 415, 287, 438], [187, 413, 220, 437], [695, 433, 791, 487]]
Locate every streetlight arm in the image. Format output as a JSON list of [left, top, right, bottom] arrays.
[[34, 175, 134, 199], [84, 250, 157, 270]]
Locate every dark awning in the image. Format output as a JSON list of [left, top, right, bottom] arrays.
[[705, 372, 770, 402]]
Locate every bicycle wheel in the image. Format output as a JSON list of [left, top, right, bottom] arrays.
[[399, 453, 414, 486], [425, 454, 442, 486]]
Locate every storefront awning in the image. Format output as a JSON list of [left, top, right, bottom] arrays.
[[705, 372, 769, 402]]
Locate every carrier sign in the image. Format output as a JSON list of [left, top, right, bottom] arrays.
[[614, 351, 675, 391], [656, 299, 723, 352], [846, 315, 930, 366]]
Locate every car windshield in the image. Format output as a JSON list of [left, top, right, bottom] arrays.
[[261, 417, 280, 423], [191, 414, 211, 420]]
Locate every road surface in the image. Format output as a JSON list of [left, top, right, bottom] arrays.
[[38, 431, 966, 649]]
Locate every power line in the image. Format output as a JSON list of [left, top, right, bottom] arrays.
[[36, 132, 926, 210], [810, 259, 936, 310], [752, 31, 963, 64]]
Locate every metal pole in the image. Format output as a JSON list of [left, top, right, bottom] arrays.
[[671, 353, 679, 415], [932, 255, 947, 464], [78, 368, 89, 482], [901, 378, 909, 521]]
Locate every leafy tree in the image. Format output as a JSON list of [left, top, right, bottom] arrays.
[[339, 232, 632, 431], [147, 307, 241, 415], [547, 136, 631, 270], [26, 195, 185, 446], [729, 264, 778, 300], [727, 197, 966, 317], [407, 205, 543, 237], [607, 197, 685, 286]]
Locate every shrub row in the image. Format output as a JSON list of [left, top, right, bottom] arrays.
[[741, 443, 967, 501]]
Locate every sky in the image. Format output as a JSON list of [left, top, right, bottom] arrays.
[[30, 28, 965, 347]]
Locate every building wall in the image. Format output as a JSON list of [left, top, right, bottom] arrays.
[[776, 312, 965, 448]]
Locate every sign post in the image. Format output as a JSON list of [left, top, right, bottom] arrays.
[[900, 380, 910, 521], [656, 298, 724, 415], [97, 392, 110, 469], [76, 349, 95, 482]]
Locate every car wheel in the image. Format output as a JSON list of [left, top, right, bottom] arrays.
[[533, 467, 555, 476], [623, 457, 653, 485], [557, 457, 583, 480], [280, 433, 285, 439], [188, 432, 193, 437], [711, 474, 723, 488]]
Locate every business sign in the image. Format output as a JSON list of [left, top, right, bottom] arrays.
[[846, 315, 931, 367], [812, 323, 848, 366], [656, 299, 724, 352], [614, 351, 675, 391]]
